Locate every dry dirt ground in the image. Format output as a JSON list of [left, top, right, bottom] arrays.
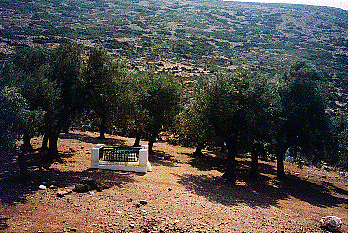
[[0, 130, 348, 233]]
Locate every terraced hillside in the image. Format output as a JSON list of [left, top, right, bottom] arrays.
[[0, 0, 347, 87]]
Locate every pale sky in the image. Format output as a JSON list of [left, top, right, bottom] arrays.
[[223, 0, 348, 11]]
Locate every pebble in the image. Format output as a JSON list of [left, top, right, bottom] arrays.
[[57, 189, 72, 197], [39, 185, 47, 190], [139, 200, 148, 205]]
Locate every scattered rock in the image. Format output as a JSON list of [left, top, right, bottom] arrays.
[[139, 200, 148, 205], [49, 185, 57, 189], [168, 188, 172, 191], [73, 179, 110, 193], [39, 185, 47, 190], [319, 216, 342, 231], [73, 183, 92, 193], [57, 189, 72, 197]]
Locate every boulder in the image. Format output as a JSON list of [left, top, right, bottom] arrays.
[[319, 216, 342, 231], [57, 189, 72, 197]]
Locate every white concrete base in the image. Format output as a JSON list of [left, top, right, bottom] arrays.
[[90, 145, 152, 173]]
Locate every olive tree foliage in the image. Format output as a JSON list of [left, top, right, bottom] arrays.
[[12, 46, 48, 151], [83, 46, 128, 139], [330, 114, 348, 170], [136, 72, 182, 154], [41, 43, 85, 160], [203, 72, 280, 182], [0, 86, 28, 154], [0, 85, 43, 176], [177, 75, 217, 156], [277, 62, 333, 177]]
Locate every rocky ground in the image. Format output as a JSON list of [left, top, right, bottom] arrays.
[[0, 130, 347, 233]]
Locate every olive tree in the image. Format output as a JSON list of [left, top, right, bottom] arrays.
[[83, 46, 127, 139], [276, 62, 333, 179], [137, 72, 182, 154], [43, 43, 85, 160], [0, 86, 43, 177], [177, 76, 217, 156], [203, 72, 279, 182]]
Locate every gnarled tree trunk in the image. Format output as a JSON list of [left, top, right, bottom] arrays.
[[133, 130, 141, 147], [193, 142, 204, 157], [22, 132, 33, 152], [99, 115, 106, 139], [222, 144, 237, 183], [48, 131, 60, 162], [250, 143, 260, 179], [41, 133, 49, 151], [276, 144, 286, 180]]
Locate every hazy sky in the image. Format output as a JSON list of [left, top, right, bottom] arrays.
[[224, 0, 348, 11]]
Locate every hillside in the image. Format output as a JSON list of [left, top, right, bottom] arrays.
[[0, 0, 347, 75], [1, 0, 348, 109], [0, 130, 347, 232]]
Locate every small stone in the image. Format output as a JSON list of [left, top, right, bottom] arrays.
[[139, 200, 147, 205], [70, 228, 77, 232], [73, 183, 92, 193], [129, 223, 135, 228], [168, 188, 172, 191], [116, 211, 122, 214], [57, 189, 72, 197], [39, 185, 47, 190]]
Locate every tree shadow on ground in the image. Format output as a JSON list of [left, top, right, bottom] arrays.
[[177, 172, 348, 209], [59, 131, 127, 146], [149, 150, 180, 167], [178, 152, 348, 209], [183, 152, 227, 172], [0, 218, 9, 230], [186, 151, 277, 176], [0, 155, 136, 206]]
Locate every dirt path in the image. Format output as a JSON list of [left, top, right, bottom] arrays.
[[0, 130, 347, 232]]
